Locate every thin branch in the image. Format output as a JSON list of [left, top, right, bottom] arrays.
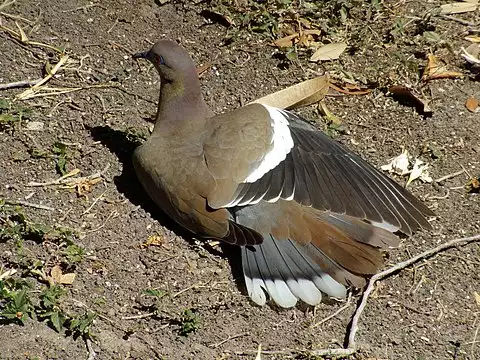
[[312, 293, 352, 328], [0, 0, 15, 11], [2, 199, 54, 211], [435, 169, 465, 183], [121, 312, 155, 320], [441, 15, 478, 27], [85, 338, 96, 360], [0, 78, 42, 90], [27, 164, 109, 187], [209, 332, 249, 348], [347, 234, 480, 349]]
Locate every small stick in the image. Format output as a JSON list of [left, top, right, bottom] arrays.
[[312, 293, 352, 328], [27, 168, 82, 186], [435, 169, 465, 183], [28, 164, 109, 187], [0, 79, 41, 90], [347, 234, 480, 349], [209, 332, 249, 348], [85, 338, 96, 360], [441, 15, 478, 27], [122, 312, 155, 320], [0, 0, 15, 11], [82, 189, 108, 216], [2, 199, 54, 211]]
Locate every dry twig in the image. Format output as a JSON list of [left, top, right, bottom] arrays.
[[0, 78, 42, 90], [347, 234, 480, 349], [2, 199, 54, 211], [435, 169, 465, 183]]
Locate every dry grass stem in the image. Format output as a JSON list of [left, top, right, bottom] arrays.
[[435, 169, 466, 183], [3, 199, 54, 211]]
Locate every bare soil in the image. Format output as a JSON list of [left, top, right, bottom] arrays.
[[0, 1, 479, 359]]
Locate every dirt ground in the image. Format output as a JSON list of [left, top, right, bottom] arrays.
[[1, 1, 479, 359]]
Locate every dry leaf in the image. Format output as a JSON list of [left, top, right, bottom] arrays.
[[381, 150, 410, 176], [255, 344, 262, 360], [422, 54, 463, 81], [273, 30, 320, 48], [465, 96, 479, 112], [200, 10, 233, 27], [466, 177, 480, 193], [474, 291, 480, 307], [25, 121, 45, 131], [461, 43, 480, 64], [50, 265, 76, 285], [141, 234, 166, 248], [440, 2, 478, 14], [251, 75, 330, 110], [407, 159, 432, 187], [389, 86, 433, 115], [274, 34, 299, 48], [310, 42, 347, 62], [329, 82, 372, 95], [465, 35, 480, 43]]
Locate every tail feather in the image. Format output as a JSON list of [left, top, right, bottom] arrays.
[[236, 202, 399, 307]]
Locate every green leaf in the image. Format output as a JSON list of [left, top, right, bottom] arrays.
[[144, 288, 166, 298], [0, 98, 10, 111], [50, 311, 64, 332]]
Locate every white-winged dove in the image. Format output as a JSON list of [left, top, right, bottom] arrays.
[[133, 40, 435, 308]]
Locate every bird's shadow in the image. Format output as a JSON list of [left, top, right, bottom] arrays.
[[88, 125, 247, 295]]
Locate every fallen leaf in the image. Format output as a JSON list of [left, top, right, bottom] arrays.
[[329, 82, 372, 95], [200, 10, 233, 27], [475, 291, 480, 306], [251, 75, 330, 110], [141, 234, 166, 248], [381, 149, 410, 176], [25, 121, 45, 131], [440, 2, 478, 14], [461, 43, 480, 64], [274, 34, 299, 48], [465, 96, 479, 112], [422, 54, 463, 81], [255, 344, 262, 360], [407, 159, 432, 187], [466, 176, 480, 193], [389, 86, 433, 115], [274, 30, 320, 48], [465, 35, 480, 43], [310, 42, 347, 62], [50, 265, 76, 285]]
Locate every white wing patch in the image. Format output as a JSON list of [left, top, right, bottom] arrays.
[[244, 105, 294, 183]]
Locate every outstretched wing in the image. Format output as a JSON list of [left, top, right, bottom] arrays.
[[204, 103, 434, 236]]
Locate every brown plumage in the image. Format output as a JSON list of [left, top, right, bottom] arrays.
[[133, 40, 435, 307]]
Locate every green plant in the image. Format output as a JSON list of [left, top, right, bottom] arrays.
[[62, 244, 85, 263], [51, 141, 68, 175], [179, 309, 200, 336], [67, 311, 96, 339], [0, 279, 33, 324], [0, 98, 32, 131], [37, 285, 67, 332]]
